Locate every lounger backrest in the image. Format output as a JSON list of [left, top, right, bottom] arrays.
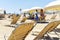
[[8, 23, 35, 40]]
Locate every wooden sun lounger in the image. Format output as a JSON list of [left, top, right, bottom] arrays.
[[34, 21, 60, 40], [5, 15, 20, 28], [12, 14, 16, 19], [21, 17, 27, 22], [11, 15, 20, 24], [51, 15, 57, 19], [8, 23, 35, 40]]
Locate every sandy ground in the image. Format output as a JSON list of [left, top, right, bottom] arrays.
[[0, 13, 60, 40], [0, 18, 15, 40]]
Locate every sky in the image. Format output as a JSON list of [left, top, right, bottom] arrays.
[[0, 0, 56, 13]]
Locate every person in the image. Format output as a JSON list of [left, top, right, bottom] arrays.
[[34, 9, 39, 15], [23, 13, 26, 17], [31, 14, 34, 19], [28, 13, 31, 19], [40, 9, 46, 21], [35, 13, 39, 21]]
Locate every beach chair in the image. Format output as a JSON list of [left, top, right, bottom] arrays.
[[8, 23, 35, 40], [39, 15, 46, 22], [12, 14, 16, 19], [11, 15, 20, 24], [0, 14, 5, 19], [51, 15, 57, 19], [34, 21, 60, 40], [6, 15, 20, 28], [21, 17, 27, 22]]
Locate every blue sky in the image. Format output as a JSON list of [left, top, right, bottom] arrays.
[[0, 0, 55, 13]]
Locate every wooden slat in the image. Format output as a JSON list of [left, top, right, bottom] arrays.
[[8, 23, 35, 40], [34, 21, 60, 40]]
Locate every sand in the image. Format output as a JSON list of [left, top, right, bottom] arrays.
[[0, 18, 15, 40]]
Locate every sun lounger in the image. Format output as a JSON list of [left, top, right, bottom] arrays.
[[8, 23, 35, 40], [6, 15, 21, 28], [0, 14, 5, 20], [12, 14, 16, 19], [11, 15, 20, 24], [51, 15, 57, 19], [21, 17, 27, 22], [6, 15, 28, 28], [34, 21, 60, 40]]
